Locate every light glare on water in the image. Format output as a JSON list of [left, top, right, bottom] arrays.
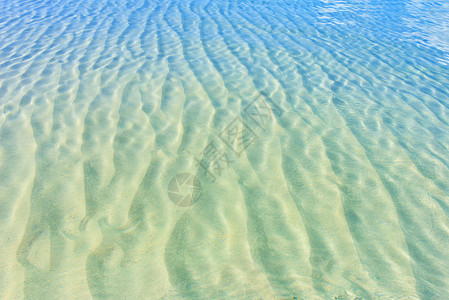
[[0, 0, 449, 299]]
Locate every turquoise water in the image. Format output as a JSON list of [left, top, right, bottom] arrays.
[[1, 0, 449, 298]]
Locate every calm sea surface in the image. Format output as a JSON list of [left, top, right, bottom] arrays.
[[1, 0, 449, 298]]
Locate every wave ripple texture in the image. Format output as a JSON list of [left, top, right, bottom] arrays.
[[1, 0, 449, 299]]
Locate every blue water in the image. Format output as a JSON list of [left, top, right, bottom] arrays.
[[1, 0, 449, 299]]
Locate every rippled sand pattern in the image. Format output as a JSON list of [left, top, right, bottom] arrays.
[[1, 0, 449, 299]]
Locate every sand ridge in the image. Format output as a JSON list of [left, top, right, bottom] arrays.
[[1, 0, 449, 299]]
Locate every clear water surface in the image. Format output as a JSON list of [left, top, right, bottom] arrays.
[[0, 0, 449, 299]]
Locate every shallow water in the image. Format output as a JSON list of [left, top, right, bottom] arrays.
[[1, 0, 449, 299]]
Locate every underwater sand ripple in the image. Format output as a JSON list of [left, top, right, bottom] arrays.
[[1, 0, 449, 299]]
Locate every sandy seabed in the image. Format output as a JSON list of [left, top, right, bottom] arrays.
[[1, 0, 449, 299]]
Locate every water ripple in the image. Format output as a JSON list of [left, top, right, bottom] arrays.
[[1, 0, 449, 298]]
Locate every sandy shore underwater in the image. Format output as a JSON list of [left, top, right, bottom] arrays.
[[1, 0, 449, 298]]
